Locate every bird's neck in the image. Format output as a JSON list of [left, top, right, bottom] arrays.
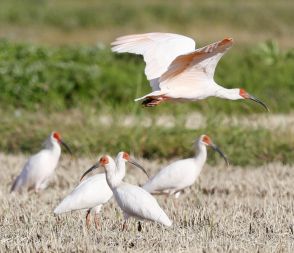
[[195, 143, 207, 168], [214, 85, 241, 100], [46, 141, 61, 157], [115, 159, 126, 182], [105, 166, 122, 190]]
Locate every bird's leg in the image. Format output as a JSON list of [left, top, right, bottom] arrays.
[[34, 187, 41, 195], [173, 198, 179, 209], [172, 190, 183, 209], [94, 213, 99, 230], [86, 209, 91, 229], [137, 221, 142, 232], [164, 196, 168, 204], [122, 213, 129, 231], [174, 191, 181, 199], [164, 193, 170, 204], [122, 220, 128, 231]]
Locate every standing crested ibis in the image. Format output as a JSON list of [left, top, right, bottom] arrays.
[[143, 135, 228, 198], [82, 154, 172, 231], [11, 131, 72, 193], [54, 152, 143, 229], [111, 33, 269, 110]]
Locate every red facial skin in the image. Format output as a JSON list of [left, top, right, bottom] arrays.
[[202, 135, 212, 145], [53, 132, 62, 143], [100, 156, 109, 165], [239, 88, 249, 99], [123, 152, 130, 161]]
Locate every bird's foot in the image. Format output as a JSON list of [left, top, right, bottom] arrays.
[[142, 96, 169, 107], [142, 98, 161, 107]]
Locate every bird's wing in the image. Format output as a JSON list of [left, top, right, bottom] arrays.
[[159, 38, 233, 89], [11, 150, 55, 193], [54, 174, 112, 213], [111, 33, 196, 83], [10, 175, 22, 192], [10, 159, 32, 192], [115, 184, 171, 226], [143, 159, 192, 193]]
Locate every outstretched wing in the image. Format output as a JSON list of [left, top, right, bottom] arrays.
[[159, 38, 233, 89], [111, 33, 196, 83]]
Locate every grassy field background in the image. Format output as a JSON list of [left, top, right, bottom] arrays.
[[0, 0, 293, 48], [1, 155, 294, 252], [0, 0, 293, 252], [0, 35, 293, 165]]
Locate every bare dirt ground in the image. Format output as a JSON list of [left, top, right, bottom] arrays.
[[1, 153, 293, 252]]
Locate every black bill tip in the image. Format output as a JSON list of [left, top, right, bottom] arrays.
[[249, 95, 270, 112], [128, 159, 149, 178]]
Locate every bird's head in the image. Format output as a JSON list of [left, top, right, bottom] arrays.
[[199, 135, 229, 166], [238, 88, 269, 111], [51, 131, 72, 155], [80, 155, 113, 181], [116, 151, 149, 178], [52, 131, 61, 144], [100, 155, 110, 166]]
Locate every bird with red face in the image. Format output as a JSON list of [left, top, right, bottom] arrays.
[[11, 131, 72, 194], [54, 151, 146, 230], [143, 134, 228, 198], [82, 154, 172, 230], [112, 33, 269, 110]]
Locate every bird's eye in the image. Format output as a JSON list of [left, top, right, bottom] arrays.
[[100, 156, 109, 164], [123, 152, 129, 160], [202, 135, 211, 144], [53, 132, 61, 141]]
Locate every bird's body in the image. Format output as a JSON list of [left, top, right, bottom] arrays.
[[12, 148, 60, 193], [113, 182, 172, 226], [54, 153, 127, 229], [83, 153, 172, 229], [105, 154, 172, 228], [11, 132, 70, 193], [112, 33, 268, 110], [143, 135, 228, 198], [54, 173, 112, 215], [143, 158, 204, 196]]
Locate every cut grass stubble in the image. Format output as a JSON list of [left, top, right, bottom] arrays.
[[1, 154, 293, 252]]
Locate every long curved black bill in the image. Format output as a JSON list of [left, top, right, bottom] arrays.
[[249, 95, 270, 112], [80, 162, 100, 181], [61, 140, 73, 155], [128, 159, 149, 178], [211, 144, 229, 166]]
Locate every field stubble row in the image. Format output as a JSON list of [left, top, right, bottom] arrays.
[[0, 153, 293, 252]]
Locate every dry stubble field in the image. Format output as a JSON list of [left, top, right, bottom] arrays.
[[0, 153, 293, 252]]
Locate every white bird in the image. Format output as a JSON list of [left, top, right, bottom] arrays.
[[143, 135, 228, 198], [11, 131, 72, 194], [111, 32, 268, 110], [81, 154, 172, 231], [54, 173, 112, 229], [54, 152, 142, 229]]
